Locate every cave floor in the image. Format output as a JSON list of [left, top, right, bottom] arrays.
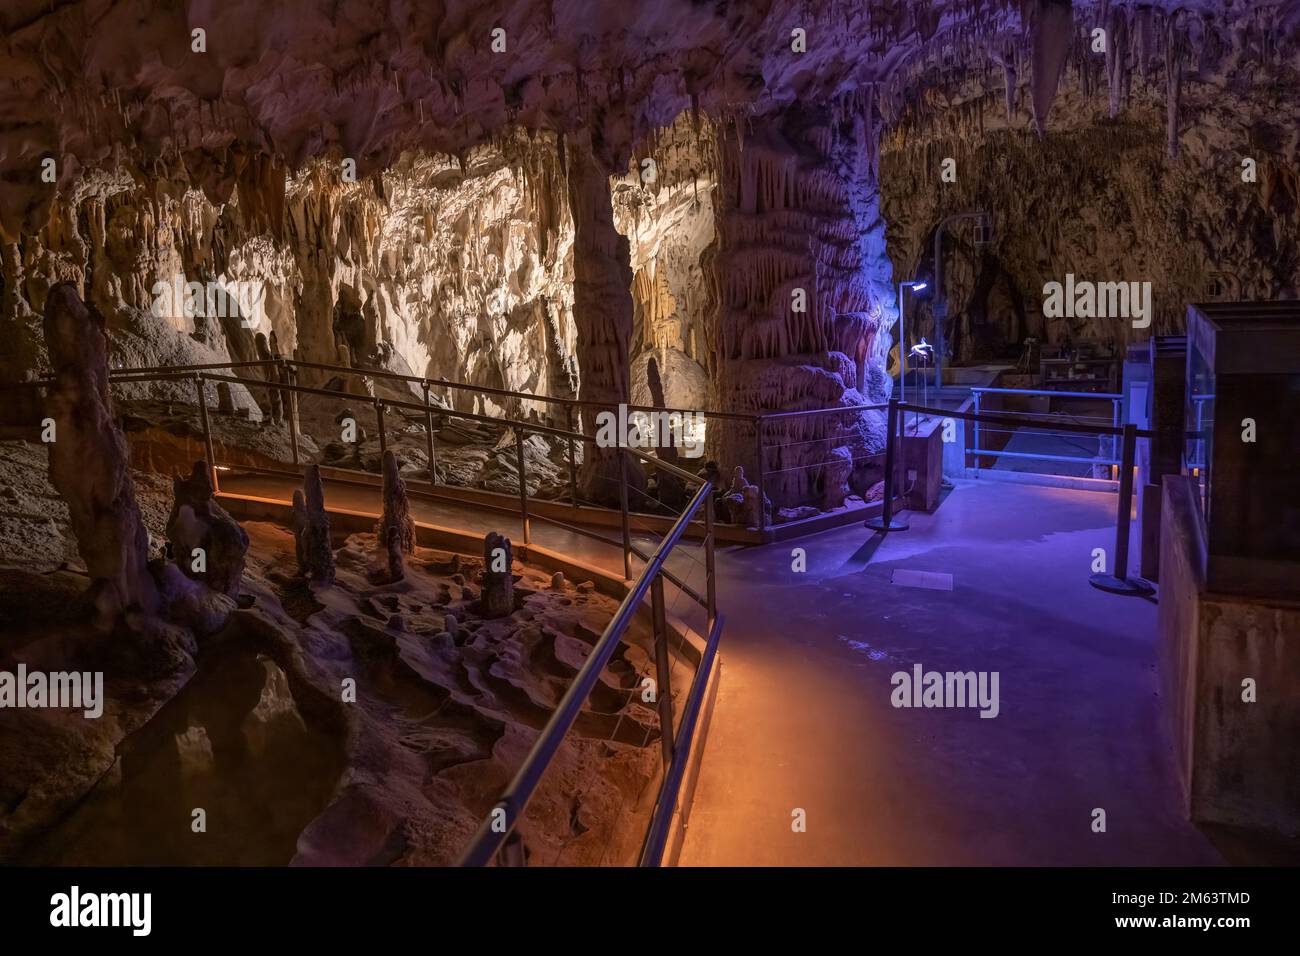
[[679, 479, 1254, 866], [213, 472, 1269, 866]]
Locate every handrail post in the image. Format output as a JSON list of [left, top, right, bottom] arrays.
[[422, 381, 438, 482], [375, 400, 387, 455], [564, 404, 580, 509], [194, 373, 219, 493], [704, 490, 717, 627], [1111, 398, 1121, 481], [865, 398, 908, 532], [499, 831, 525, 867], [651, 572, 674, 768], [1090, 422, 1152, 595], [285, 361, 300, 467], [752, 418, 767, 534], [515, 425, 531, 545], [973, 390, 981, 478], [619, 449, 632, 581]]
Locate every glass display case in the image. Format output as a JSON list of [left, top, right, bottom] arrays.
[[1184, 302, 1300, 600]]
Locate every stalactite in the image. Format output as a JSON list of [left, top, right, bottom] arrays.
[[1029, 0, 1074, 137], [1166, 17, 1184, 160], [1107, 4, 1129, 119]]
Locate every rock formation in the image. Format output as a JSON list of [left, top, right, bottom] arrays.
[[0, 0, 1294, 525], [480, 532, 514, 619], [710, 98, 894, 509], [41, 283, 159, 630], [384, 528, 405, 585], [377, 450, 415, 581], [254, 332, 285, 424], [722, 466, 769, 530], [293, 466, 336, 585], [566, 131, 640, 504], [165, 461, 250, 599], [644, 355, 687, 511]]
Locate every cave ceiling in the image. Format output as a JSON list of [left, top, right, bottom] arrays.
[[2, 1, 1296, 238]]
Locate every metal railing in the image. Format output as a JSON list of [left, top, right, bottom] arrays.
[[29, 355, 1135, 534], [970, 386, 1122, 479], [80, 355, 904, 534], [871, 397, 1155, 594], [19, 355, 727, 866], [101, 355, 750, 515], [457, 455, 721, 867]]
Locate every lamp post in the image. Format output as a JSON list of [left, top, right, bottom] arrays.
[[909, 338, 934, 432], [897, 280, 927, 403]]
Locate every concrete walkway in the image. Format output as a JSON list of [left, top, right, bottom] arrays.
[[680, 479, 1224, 866], [219, 471, 1231, 866]]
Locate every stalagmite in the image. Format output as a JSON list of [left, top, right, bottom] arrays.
[[566, 131, 641, 505], [216, 382, 236, 415], [42, 283, 160, 631], [254, 332, 284, 423], [165, 460, 250, 599], [384, 527, 405, 584], [710, 102, 893, 510], [1107, 6, 1130, 119], [293, 465, 336, 585], [481, 532, 514, 619], [645, 355, 686, 510], [377, 450, 415, 580], [722, 466, 768, 530]]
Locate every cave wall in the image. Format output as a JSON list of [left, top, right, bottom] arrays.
[[3, 1, 1297, 507], [880, 3, 1300, 366], [613, 111, 717, 412], [1, 139, 580, 422]]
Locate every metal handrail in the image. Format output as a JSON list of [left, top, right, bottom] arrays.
[[970, 386, 1121, 400], [12, 355, 942, 536], [968, 386, 1127, 477], [898, 401, 1151, 439], [873, 398, 1150, 592], [457, 475, 718, 867], [758, 403, 888, 422]]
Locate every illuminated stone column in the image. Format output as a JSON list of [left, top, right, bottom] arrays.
[[710, 96, 895, 509]]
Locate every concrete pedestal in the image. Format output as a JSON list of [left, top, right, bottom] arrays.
[[1159, 475, 1300, 836], [900, 413, 944, 513]]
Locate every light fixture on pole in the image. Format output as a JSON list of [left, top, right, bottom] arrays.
[[909, 338, 934, 432], [897, 280, 927, 403]]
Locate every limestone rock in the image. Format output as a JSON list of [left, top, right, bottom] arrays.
[[293, 466, 335, 585], [820, 446, 853, 511], [723, 466, 770, 529], [166, 461, 249, 599], [376, 450, 415, 580], [41, 283, 159, 630], [480, 532, 514, 619]]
